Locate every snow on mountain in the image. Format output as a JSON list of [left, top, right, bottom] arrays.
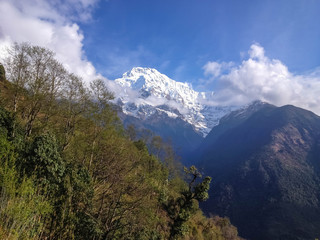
[[112, 67, 237, 136]]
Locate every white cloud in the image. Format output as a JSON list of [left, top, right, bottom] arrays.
[[203, 62, 222, 77], [248, 43, 266, 61], [0, 0, 102, 84], [202, 44, 320, 115], [203, 61, 234, 78], [105, 79, 141, 101]]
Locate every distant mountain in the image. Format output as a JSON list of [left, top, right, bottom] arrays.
[[111, 67, 236, 159], [197, 102, 320, 240], [113, 67, 236, 136], [115, 104, 204, 160]]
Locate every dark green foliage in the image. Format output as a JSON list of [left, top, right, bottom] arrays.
[[167, 166, 212, 239], [0, 106, 24, 155], [74, 211, 102, 239], [0, 63, 5, 81], [133, 139, 148, 151], [26, 134, 65, 189], [193, 176, 211, 201], [69, 166, 100, 239], [0, 106, 14, 138], [0, 120, 52, 239]]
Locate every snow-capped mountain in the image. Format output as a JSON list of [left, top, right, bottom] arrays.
[[112, 67, 236, 136]]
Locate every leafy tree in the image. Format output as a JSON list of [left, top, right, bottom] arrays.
[[70, 166, 101, 239], [42, 58, 67, 126], [21, 45, 55, 136], [22, 134, 67, 238], [4, 42, 31, 113], [58, 73, 89, 151], [25, 133, 65, 189], [0, 131, 51, 239], [0, 161, 52, 239], [167, 166, 212, 239]]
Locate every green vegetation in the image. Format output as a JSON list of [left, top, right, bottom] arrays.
[[0, 63, 5, 81], [0, 42, 242, 240]]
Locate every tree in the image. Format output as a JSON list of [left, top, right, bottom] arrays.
[[25, 133, 65, 188], [0, 106, 15, 139], [23, 133, 67, 238], [0, 112, 51, 240], [0, 63, 6, 81], [42, 58, 67, 125], [0, 158, 52, 239], [86, 78, 115, 169], [167, 165, 212, 239], [22, 45, 55, 136], [4, 42, 31, 113], [4, 42, 68, 137], [59, 73, 89, 151], [126, 124, 137, 141]]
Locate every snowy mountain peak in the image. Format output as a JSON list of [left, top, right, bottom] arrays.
[[113, 67, 236, 136], [118, 67, 192, 91], [116, 67, 199, 101], [123, 67, 162, 78]]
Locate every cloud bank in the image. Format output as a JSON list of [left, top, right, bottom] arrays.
[[203, 44, 320, 115], [0, 0, 102, 83]]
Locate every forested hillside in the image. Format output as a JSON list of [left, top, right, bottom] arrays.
[[0, 43, 242, 240]]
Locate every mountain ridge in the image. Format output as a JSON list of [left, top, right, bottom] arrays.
[[197, 102, 320, 240]]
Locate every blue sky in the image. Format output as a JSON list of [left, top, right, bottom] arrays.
[[79, 0, 320, 83], [0, 0, 320, 112]]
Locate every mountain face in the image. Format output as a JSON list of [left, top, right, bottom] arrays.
[[112, 67, 236, 159], [113, 67, 235, 137], [197, 102, 320, 240], [116, 105, 204, 160]]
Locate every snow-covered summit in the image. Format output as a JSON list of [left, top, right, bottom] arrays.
[[113, 67, 236, 136], [115, 67, 212, 107]]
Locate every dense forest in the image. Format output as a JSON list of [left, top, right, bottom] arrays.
[[0, 43, 242, 240]]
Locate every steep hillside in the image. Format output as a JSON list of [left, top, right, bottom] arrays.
[[0, 43, 244, 240], [197, 102, 320, 240]]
